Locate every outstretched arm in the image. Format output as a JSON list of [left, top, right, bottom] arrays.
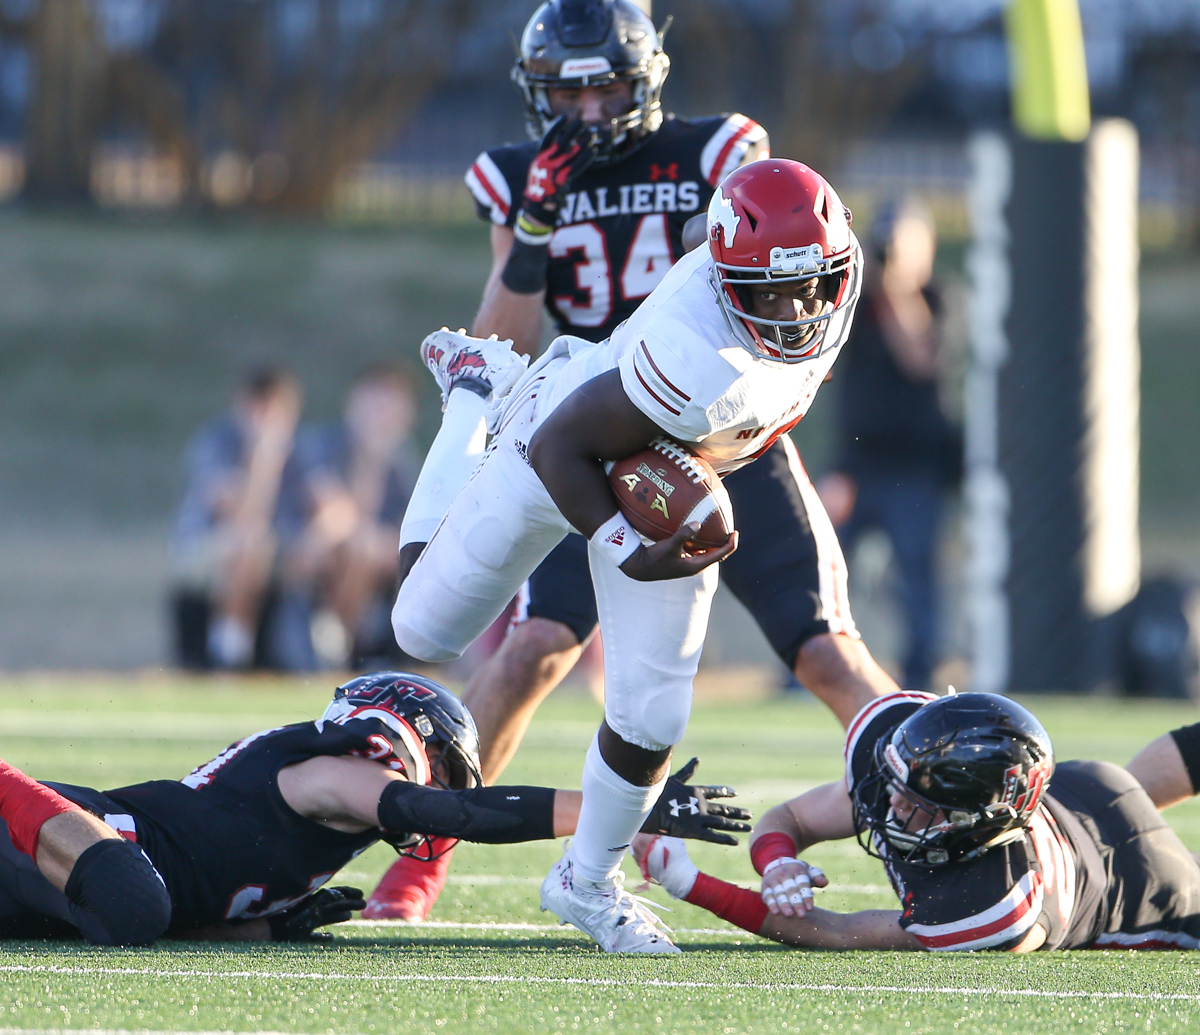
[[277, 755, 748, 844]]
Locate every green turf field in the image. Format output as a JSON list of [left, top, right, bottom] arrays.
[[1, 675, 1199, 1034]]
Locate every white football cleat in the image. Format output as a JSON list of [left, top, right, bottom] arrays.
[[540, 844, 681, 954], [632, 835, 700, 900], [419, 328, 528, 406]]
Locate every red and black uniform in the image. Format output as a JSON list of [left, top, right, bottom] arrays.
[[846, 693, 1200, 951], [0, 718, 554, 939], [470, 114, 764, 341], [466, 114, 858, 668]]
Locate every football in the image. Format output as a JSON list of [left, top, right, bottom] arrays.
[[606, 437, 735, 549]]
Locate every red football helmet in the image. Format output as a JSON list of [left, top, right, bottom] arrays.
[[707, 159, 862, 363]]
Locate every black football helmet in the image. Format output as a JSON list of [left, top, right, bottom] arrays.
[[322, 671, 482, 792], [513, 0, 670, 162], [851, 693, 1054, 867], [322, 672, 483, 858]]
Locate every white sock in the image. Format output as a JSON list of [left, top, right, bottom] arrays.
[[570, 734, 666, 885], [399, 389, 487, 547]]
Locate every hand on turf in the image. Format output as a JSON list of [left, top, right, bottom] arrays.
[[760, 858, 828, 918], [267, 886, 366, 942], [641, 757, 752, 846], [619, 524, 738, 582]]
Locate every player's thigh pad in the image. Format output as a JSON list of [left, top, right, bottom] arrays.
[[721, 436, 858, 668], [393, 410, 571, 662], [589, 540, 719, 751], [520, 533, 599, 645]]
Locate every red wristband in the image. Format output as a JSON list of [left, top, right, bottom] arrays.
[[750, 832, 797, 876]]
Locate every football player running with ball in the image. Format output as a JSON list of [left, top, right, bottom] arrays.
[[635, 692, 1200, 953], [367, 0, 901, 926], [388, 138, 892, 951], [0, 672, 745, 945]]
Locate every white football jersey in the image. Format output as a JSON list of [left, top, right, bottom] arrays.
[[617, 246, 844, 474], [534, 245, 847, 475]]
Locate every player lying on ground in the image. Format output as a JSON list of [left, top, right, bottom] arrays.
[[0, 672, 747, 946], [634, 691, 1200, 951], [370, 0, 899, 926]]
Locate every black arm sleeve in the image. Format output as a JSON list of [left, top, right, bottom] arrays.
[[377, 782, 557, 844]]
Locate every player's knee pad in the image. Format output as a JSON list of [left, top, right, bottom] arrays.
[[64, 838, 171, 946], [391, 593, 463, 664], [608, 682, 693, 752]]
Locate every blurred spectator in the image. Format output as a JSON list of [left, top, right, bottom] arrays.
[[170, 365, 308, 670], [289, 365, 420, 670], [818, 199, 962, 690]]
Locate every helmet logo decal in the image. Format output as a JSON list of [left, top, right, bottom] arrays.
[[709, 190, 741, 248], [559, 56, 613, 78], [1007, 758, 1052, 815], [884, 742, 909, 783]]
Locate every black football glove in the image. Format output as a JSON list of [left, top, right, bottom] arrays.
[[641, 757, 752, 846], [517, 116, 601, 233], [267, 886, 365, 943]]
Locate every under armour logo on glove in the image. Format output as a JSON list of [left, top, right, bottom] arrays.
[[641, 758, 752, 846]]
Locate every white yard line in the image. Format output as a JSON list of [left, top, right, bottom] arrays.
[[1, 964, 1198, 1003], [0, 1030, 320, 1035]]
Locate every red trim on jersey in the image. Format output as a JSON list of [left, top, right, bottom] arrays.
[[707, 120, 757, 187], [634, 363, 682, 415], [750, 414, 803, 462], [471, 162, 510, 219], [639, 341, 691, 401], [913, 874, 1044, 950]]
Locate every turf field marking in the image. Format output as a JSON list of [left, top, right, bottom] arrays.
[[0, 1029, 320, 1035], [341, 919, 743, 934], [400, 878, 892, 892], [3, 964, 1200, 1002]]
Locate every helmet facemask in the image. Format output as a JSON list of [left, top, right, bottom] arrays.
[[711, 240, 861, 364], [852, 735, 1034, 868], [513, 52, 670, 164]]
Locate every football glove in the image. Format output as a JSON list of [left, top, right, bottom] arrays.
[[516, 116, 600, 239], [267, 886, 366, 942], [641, 757, 752, 846]]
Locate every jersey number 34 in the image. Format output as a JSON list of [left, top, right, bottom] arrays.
[[550, 215, 674, 327]]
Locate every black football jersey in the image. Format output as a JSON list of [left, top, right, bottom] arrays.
[[844, 693, 1106, 951], [466, 113, 768, 342], [50, 721, 390, 933]]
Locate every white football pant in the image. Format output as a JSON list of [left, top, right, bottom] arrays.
[[392, 366, 717, 751]]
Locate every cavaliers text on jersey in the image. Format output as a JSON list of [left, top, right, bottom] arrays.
[[467, 113, 767, 341]]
